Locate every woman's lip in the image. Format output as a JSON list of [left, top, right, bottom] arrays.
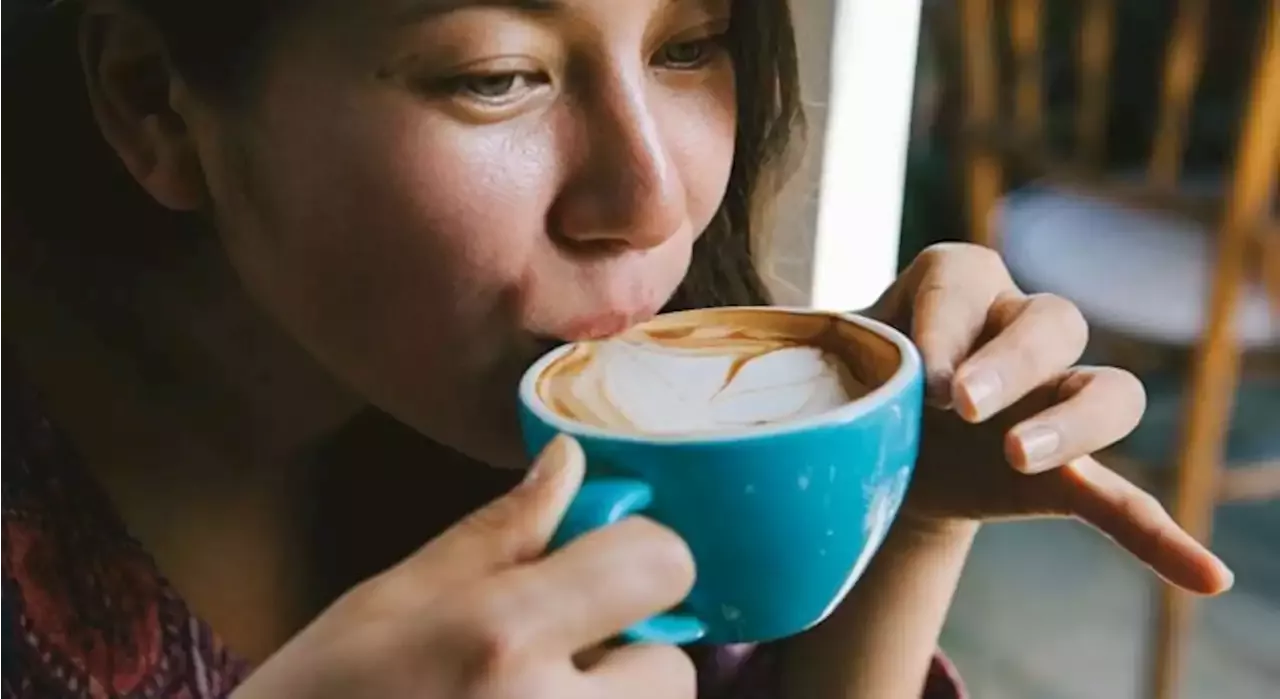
[[558, 308, 659, 341], [560, 314, 636, 341]]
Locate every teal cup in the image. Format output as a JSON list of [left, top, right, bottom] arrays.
[[517, 307, 923, 645]]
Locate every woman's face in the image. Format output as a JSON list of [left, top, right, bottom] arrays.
[[179, 0, 737, 466]]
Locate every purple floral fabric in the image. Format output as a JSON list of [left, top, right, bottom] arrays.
[[690, 641, 964, 698]]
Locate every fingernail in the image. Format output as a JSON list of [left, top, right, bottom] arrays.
[[958, 369, 1002, 420], [524, 434, 569, 487], [1013, 425, 1061, 472], [1214, 556, 1235, 592]]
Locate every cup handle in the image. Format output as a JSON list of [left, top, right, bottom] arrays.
[[551, 479, 708, 645]]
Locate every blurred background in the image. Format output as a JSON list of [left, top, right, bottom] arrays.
[[767, 1, 1279, 698]]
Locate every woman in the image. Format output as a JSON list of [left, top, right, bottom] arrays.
[[3, 0, 1232, 697]]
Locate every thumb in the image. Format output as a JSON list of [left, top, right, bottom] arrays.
[[402, 434, 586, 589]]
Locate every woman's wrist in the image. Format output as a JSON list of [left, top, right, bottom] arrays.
[[890, 513, 981, 549], [777, 513, 976, 698]]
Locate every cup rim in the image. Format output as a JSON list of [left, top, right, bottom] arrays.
[[518, 306, 922, 445]]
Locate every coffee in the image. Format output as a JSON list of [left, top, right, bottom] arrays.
[[536, 309, 882, 435]]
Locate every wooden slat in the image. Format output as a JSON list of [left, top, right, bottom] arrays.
[[960, 0, 999, 140], [1009, 0, 1045, 139], [959, 125, 1225, 224], [1149, 0, 1211, 188], [1076, 0, 1116, 168], [1219, 463, 1280, 501], [960, 0, 1004, 248], [1258, 224, 1280, 310], [1150, 4, 1280, 698], [1099, 450, 1280, 504]]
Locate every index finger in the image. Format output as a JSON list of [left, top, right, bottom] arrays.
[[464, 517, 696, 657]]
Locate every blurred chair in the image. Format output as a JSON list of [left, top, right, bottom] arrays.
[[954, 1, 1280, 697]]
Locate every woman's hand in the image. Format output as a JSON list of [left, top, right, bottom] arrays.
[[232, 436, 696, 699], [867, 243, 1233, 595]]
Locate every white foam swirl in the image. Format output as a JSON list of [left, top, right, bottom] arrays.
[[539, 329, 865, 434]]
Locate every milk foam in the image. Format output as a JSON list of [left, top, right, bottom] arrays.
[[538, 323, 867, 434]]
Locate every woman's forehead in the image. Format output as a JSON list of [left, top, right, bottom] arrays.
[[280, 0, 736, 65], [337, 0, 731, 26], [387, 0, 729, 17]]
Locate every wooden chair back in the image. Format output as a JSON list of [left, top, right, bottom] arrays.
[[959, 0, 1278, 271], [955, 3, 1279, 698]]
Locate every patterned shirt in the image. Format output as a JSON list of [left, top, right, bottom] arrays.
[[2, 380, 963, 698]]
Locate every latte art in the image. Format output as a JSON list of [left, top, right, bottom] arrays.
[[538, 319, 869, 434]]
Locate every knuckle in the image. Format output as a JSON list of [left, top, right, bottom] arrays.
[[1032, 293, 1089, 345], [589, 645, 696, 698], [1081, 366, 1148, 427], [458, 495, 540, 560], [1057, 366, 1095, 397], [648, 645, 699, 697], [1131, 493, 1173, 553], [930, 241, 1008, 277], [921, 241, 990, 263], [1143, 516, 1173, 559], [465, 493, 527, 538], [1102, 366, 1146, 404], [455, 590, 536, 678], [988, 290, 1027, 326], [1115, 367, 1146, 403], [618, 517, 697, 597], [916, 242, 954, 266], [970, 242, 1007, 270], [1118, 488, 1163, 523], [1005, 328, 1049, 376]]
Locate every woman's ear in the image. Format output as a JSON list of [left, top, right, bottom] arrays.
[[79, 0, 204, 211]]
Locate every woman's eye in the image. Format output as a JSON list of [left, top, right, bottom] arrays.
[[654, 36, 725, 69], [463, 74, 519, 97], [447, 72, 547, 104]]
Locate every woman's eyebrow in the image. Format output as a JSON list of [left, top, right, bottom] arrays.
[[390, 0, 695, 25], [392, 0, 565, 24]]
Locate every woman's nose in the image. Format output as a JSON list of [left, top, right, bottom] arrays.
[[549, 79, 686, 252]]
